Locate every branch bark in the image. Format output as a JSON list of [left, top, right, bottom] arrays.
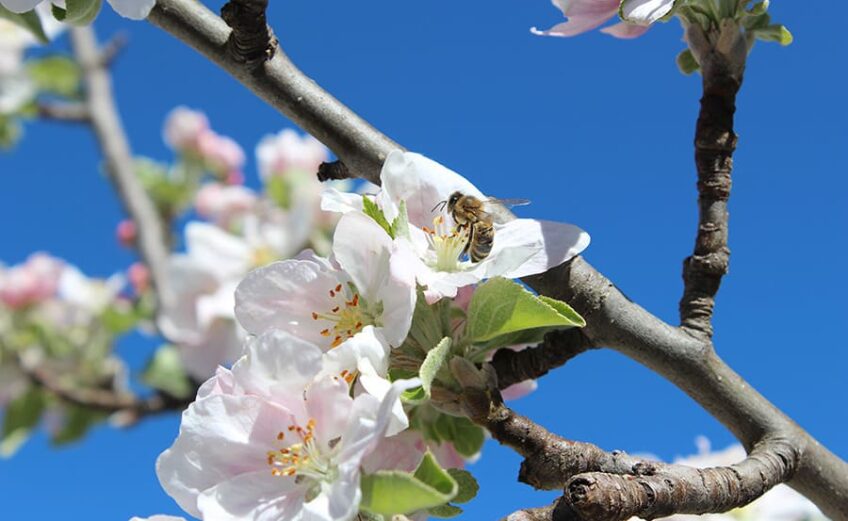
[[491, 329, 593, 390], [69, 26, 173, 312], [679, 21, 747, 339], [145, 2, 848, 518]]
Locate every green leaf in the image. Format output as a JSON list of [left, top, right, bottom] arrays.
[[0, 6, 48, 43], [466, 277, 585, 344], [434, 414, 485, 458], [676, 48, 700, 75], [142, 345, 193, 399], [2, 387, 46, 457], [51, 406, 105, 445], [447, 469, 479, 504], [61, 0, 102, 25], [753, 24, 793, 45], [391, 199, 410, 240], [0, 115, 22, 150], [27, 56, 82, 98], [100, 306, 139, 335], [428, 504, 463, 518], [420, 337, 451, 398], [362, 195, 393, 238], [265, 176, 291, 209], [360, 452, 458, 516]]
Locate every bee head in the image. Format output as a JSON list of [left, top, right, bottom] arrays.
[[432, 191, 463, 214], [447, 191, 462, 212]]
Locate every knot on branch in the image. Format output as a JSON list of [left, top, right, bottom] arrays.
[[221, 0, 277, 70], [317, 160, 354, 182]]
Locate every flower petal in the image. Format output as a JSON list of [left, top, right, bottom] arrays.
[[531, 0, 619, 37], [305, 374, 355, 448], [185, 222, 252, 279], [232, 329, 323, 407], [0, 0, 43, 14], [481, 218, 590, 280], [234, 259, 346, 345], [179, 319, 242, 381], [600, 21, 652, 38], [156, 394, 294, 517], [620, 0, 676, 25], [301, 464, 362, 521], [197, 469, 305, 521], [322, 325, 391, 378], [380, 150, 484, 229], [107, 0, 156, 19]]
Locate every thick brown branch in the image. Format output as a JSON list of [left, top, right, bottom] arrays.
[[69, 27, 173, 312], [491, 329, 593, 390], [679, 21, 747, 339], [220, 0, 277, 69], [317, 160, 353, 182], [564, 439, 798, 521]]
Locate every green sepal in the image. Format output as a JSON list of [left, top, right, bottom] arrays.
[[362, 195, 393, 237], [360, 451, 458, 516], [55, 0, 102, 25], [676, 48, 700, 75], [0, 6, 48, 43]]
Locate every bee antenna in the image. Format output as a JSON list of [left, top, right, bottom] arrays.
[[431, 200, 447, 213]]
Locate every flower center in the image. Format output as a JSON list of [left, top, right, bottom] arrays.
[[267, 418, 339, 483], [251, 246, 277, 268], [311, 283, 378, 347], [422, 216, 470, 272]]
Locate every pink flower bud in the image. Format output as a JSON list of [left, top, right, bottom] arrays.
[[116, 219, 137, 248], [163, 106, 209, 151], [128, 262, 150, 295], [0, 253, 64, 309], [256, 128, 329, 180], [224, 171, 244, 185], [197, 131, 246, 176]]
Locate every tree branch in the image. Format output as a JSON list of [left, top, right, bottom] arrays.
[[679, 21, 747, 339], [37, 101, 90, 123], [144, 3, 848, 517], [219, 0, 277, 69], [491, 329, 593, 390], [69, 26, 173, 312]]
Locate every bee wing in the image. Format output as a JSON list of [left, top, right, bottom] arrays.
[[483, 197, 531, 224], [487, 198, 531, 208]]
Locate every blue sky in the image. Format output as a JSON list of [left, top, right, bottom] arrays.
[[1, 1, 846, 519]]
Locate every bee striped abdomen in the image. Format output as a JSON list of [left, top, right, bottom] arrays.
[[469, 221, 494, 262]]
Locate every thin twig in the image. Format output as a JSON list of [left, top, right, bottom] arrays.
[[69, 26, 173, 313], [37, 101, 90, 122], [491, 329, 593, 390]]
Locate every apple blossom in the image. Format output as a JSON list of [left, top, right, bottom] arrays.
[[531, 0, 676, 39], [197, 130, 245, 178], [256, 128, 329, 180], [322, 150, 590, 303], [156, 328, 419, 521], [0, 0, 155, 20], [235, 213, 418, 349], [194, 182, 257, 228], [163, 106, 209, 152], [0, 252, 64, 309]]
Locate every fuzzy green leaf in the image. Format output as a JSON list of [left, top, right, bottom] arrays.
[[2, 387, 46, 457], [420, 337, 451, 398], [467, 277, 585, 344], [142, 345, 193, 399]]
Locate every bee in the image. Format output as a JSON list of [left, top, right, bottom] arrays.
[[433, 191, 529, 263]]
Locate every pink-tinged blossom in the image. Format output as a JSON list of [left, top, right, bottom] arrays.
[[322, 150, 589, 303], [156, 329, 418, 521], [0, 253, 64, 309], [530, 0, 676, 40], [235, 215, 418, 349], [256, 128, 329, 180], [197, 131, 245, 177], [163, 106, 209, 151], [194, 183, 257, 227]]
